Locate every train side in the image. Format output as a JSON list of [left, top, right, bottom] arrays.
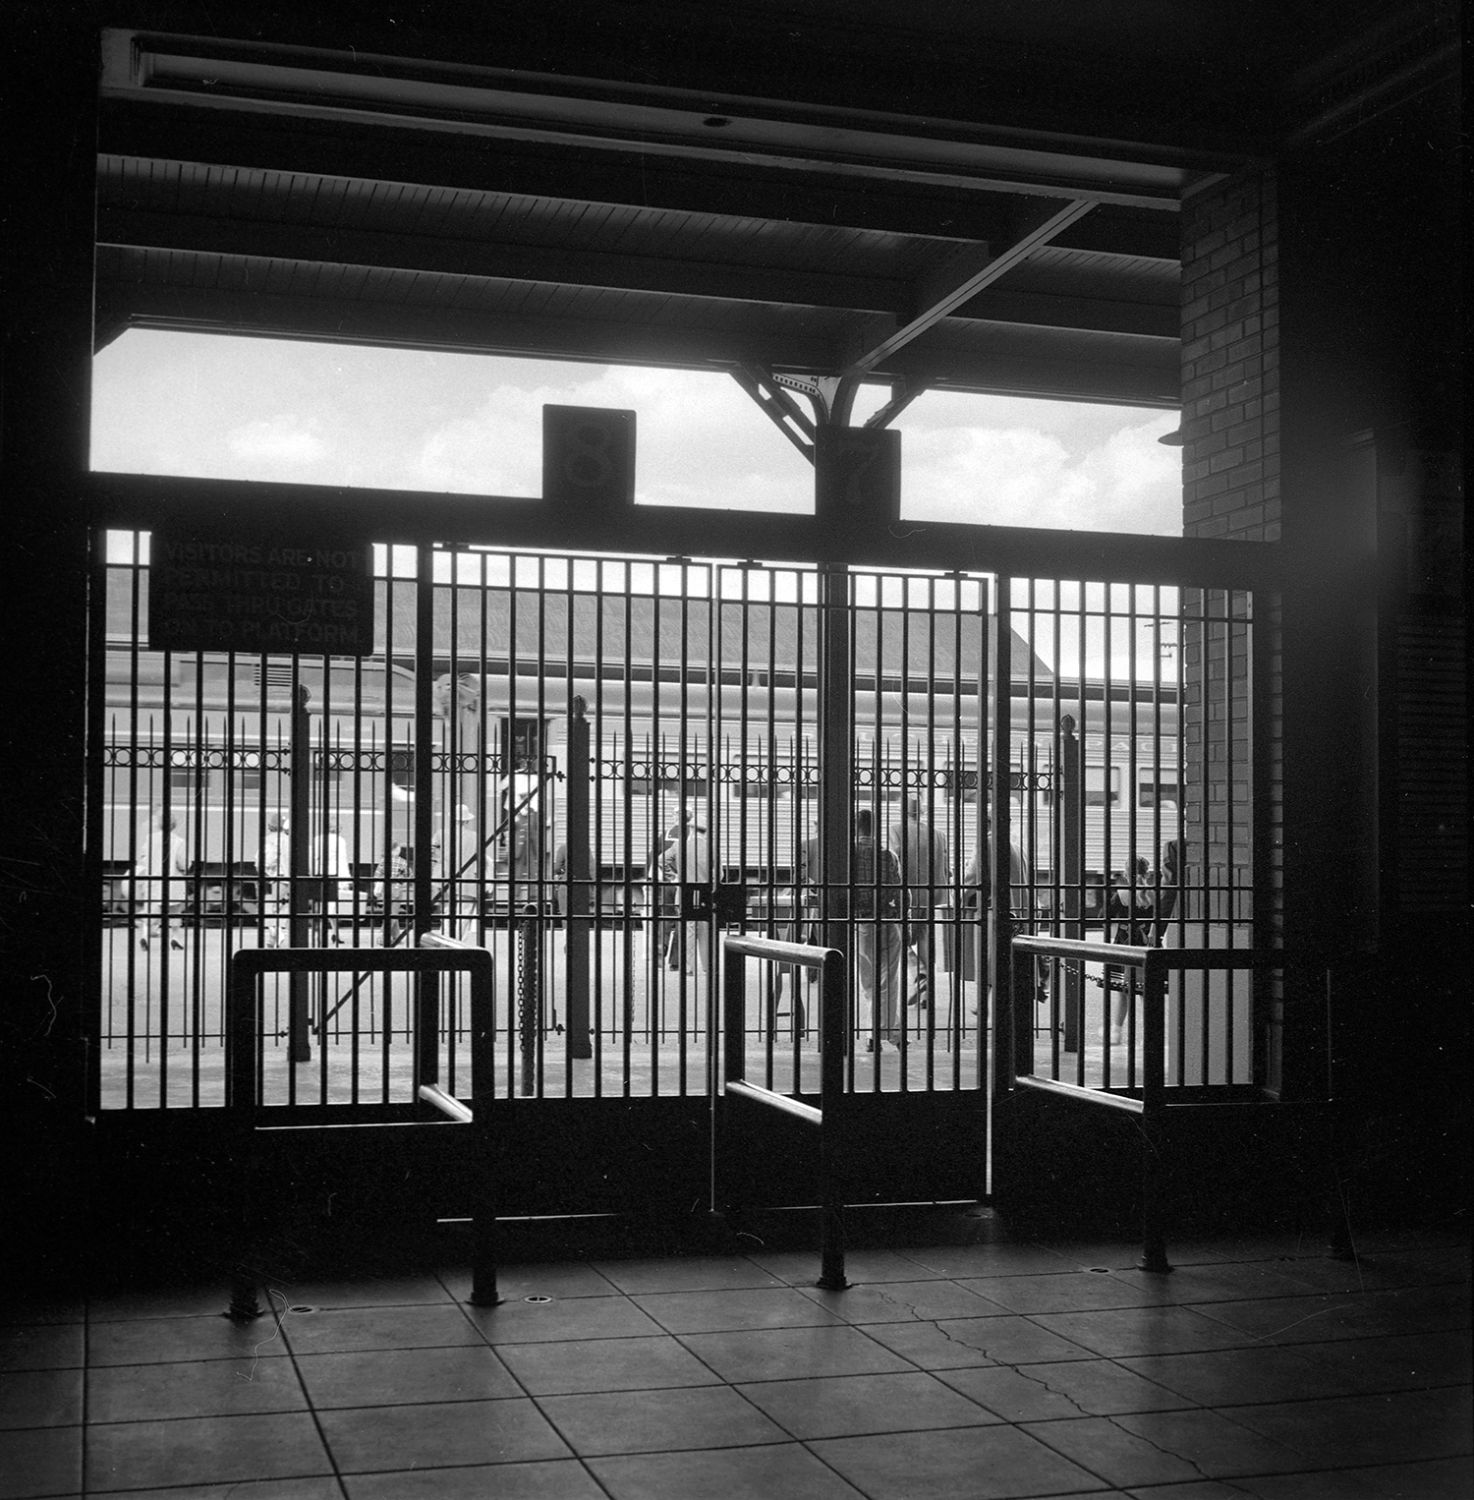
[[102, 665, 1181, 917]]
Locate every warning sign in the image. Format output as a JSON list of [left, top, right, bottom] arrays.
[[147, 528, 375, 656]]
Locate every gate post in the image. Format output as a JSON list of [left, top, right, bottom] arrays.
[[818, 563, 852, 1022], [517, 905, 541, 1096], [412, 544, 439, 1092], [564, 696, 592, 1060], [287, 685, 312, 1063], [1059, 714, 1083, 1053]]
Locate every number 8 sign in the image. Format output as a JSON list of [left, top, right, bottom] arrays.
[[543, 405, 637, 512]]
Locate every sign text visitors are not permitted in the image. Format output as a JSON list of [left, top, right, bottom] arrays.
[[147, 528, 375, 656]]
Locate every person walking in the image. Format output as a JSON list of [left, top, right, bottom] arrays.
[[889, 796, 950, 1013], [261, 811, 290, 947], [315, 817, 351, 943], [853, 807, 903, 1049], [965, 814, 1031, 1017], [769, 824, 821, 1036], [1101, 854, 1154, 1042], [680, 807, 712, 978], [1153, 837, 1184, 943], [133, 808, 189, 951], [647, 812, 689, 970]]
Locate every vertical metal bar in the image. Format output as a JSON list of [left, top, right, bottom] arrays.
[[1020, 577, 1039, 1080], [921, 577, 939, 1081], [989, 574, 1018, 1094], [225, 954, 259, 1112], [817, 944, 849, 1290], [619, 570, 638, 1094], [1250, 587, 1273, 1090], [1222, 590, 1237, 1078], [1076, 583, 1092, 1086], [413, 545, 438, 1089], [155, 646, 176, 1105], [714, 936, 743, 1221], [83, 530, 110, 1116], [1060, 713, 1083, 1056], [586, 561, 604, 1089], [647, 572, 664, 1072], [1181, 588, 1193, 1092], [566, 695, 592, 1059], [703, 562, 719, 1101], [187, 704, 205, 1105], [125, 541, 143, 1108], [468, 947, 500, 1306], [723, 942, 745, 1088], [673, 565, 690, 1073], [317, 715, 335, 1105], [225, 950, 262, 1319], [288, 684, 312, 1064], [517, 896, 539, 1097], [534, 552, 550, 1094], [895, 576, 911, 1077], [947, 579, 964, 1081], [819, 562, 852, 991], [1138, 950, 1172, 1273]]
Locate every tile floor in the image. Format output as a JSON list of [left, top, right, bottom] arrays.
[[3, 1222, 1468, 1499]]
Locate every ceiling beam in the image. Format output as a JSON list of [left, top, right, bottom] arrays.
[[863, 381, 928, 430], [951, 288, 1179, 340], [1050, 206, 1181, 262], [92, 282, 851, 373], [99, 93, 1189, 251], [100, 101, 1051, 245], [97, 207, 908, 315], [729, 367, 816, 462], [888, 352, 1179, 407], [844, 198, 1096, 375], [95, 282, 1179, 406]]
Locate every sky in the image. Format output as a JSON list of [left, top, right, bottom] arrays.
[[90, 331, 1183, 536]]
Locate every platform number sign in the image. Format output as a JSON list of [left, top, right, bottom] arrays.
[[815, 426, 901, 527], [543, 405, 636, 512]]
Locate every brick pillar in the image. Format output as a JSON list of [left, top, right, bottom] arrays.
[[1178, 170, 1279, 937]]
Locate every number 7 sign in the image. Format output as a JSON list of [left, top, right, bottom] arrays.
[[815, 427, 901, 526]]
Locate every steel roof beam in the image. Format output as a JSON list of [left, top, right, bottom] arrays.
[[97, 207, 909, 316], [843, 198, 1097, 375], [952, 289, 1179, 341], [96, 280, 1179, 405], [100, 100, 1176, 246], [92, 283, 848, 372], [98, 209, 1179, 339], [1050, 207, 1181, 263], [729, 367, 817, 462]]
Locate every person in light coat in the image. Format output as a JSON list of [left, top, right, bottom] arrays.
[[133, 809, 189, 951]]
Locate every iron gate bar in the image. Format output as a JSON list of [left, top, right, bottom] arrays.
[[1012, 933, 1264, 1273], [90, 472, 1288, 597], [93, 534, 1241, 1192], [225, 935, 499, 1315], [417, 1081, 473, 1124], [315, 776, 545, 1036], [719, 933, 849, 1291]]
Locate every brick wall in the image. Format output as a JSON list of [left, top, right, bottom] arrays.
[[1181, 170, 1279, 541], [1179, 170, 1280, 929]]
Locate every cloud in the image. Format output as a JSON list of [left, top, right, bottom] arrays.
[[898, 406, 1180, 535], [226, 415, 328, 468], [95, 333, 1180, 533], [416, 363, 812, 511]]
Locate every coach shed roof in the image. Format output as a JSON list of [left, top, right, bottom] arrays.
[[109, 571, 1051, 683]]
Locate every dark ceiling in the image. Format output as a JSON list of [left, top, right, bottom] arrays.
[[89, 1, 1455, 444]]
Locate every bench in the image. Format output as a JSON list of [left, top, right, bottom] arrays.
[[186, 861, 262, 919]]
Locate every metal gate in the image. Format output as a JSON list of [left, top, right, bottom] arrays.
[[93, 533, 1245, 1215]]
